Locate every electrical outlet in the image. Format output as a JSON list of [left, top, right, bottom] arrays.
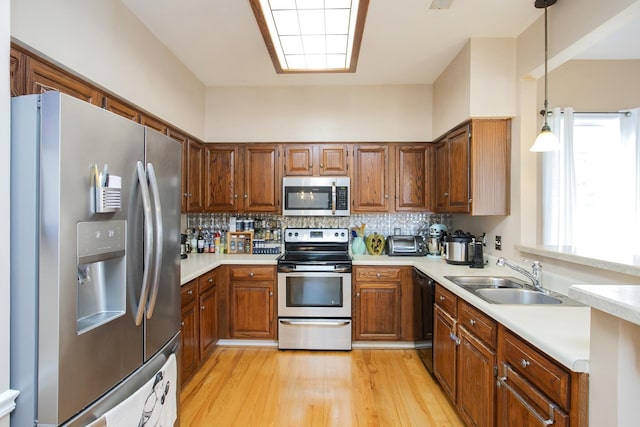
[[495, 236, 502, 251]]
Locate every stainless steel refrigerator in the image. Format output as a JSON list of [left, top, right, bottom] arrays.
[[10, 92, 182, 426]]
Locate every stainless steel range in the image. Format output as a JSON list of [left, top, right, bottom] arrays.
[[277, 228, 352, 350]]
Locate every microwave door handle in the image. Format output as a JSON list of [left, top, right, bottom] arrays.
[[332, 181, 336, 215], [145, 163, 163, 319], [134, 161, 153, 327]]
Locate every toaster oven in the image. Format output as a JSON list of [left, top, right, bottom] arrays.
[[386, 235, 426, 256]]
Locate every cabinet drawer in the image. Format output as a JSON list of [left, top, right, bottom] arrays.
[[501, 329, 570, 410], [458, 300, 497, 349], [199, 270, 216, 293], [435, 284, 457, 317], [230, 265, 275, 281], [355, 266, 402, 282], [181, 280, 198, 308]]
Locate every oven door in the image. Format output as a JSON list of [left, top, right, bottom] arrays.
[[277, 271, 351, 318]]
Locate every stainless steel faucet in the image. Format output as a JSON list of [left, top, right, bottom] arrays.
[[496, 257, 544, 291]]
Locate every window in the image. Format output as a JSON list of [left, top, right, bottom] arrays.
[[542, 108, 640, 257], [250, 0, 369, 73]]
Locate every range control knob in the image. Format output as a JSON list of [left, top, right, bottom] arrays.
[[294, 232, 299, 237], [334, 232, 339, 237]]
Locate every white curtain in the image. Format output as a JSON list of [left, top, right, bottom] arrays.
[[619, 108, 640, 251], [542, 107, 576, 246]]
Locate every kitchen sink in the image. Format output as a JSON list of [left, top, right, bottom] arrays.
[[444, 276, 584, 306], [444, 276, 527, 289], [475, 288, 562, 305]]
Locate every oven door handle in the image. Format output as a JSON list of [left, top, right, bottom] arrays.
[[280, 320, 351, 327]]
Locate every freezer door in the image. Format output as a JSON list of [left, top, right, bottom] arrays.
[[11, 92, 146, 426], [143, 127, 182, 360]]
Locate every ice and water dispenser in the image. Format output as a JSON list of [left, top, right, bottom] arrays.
[[76, 165, 126, 334]]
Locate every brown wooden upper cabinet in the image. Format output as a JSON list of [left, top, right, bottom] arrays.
[[10, 47, 25, 97], [204, 145, 240, 212], [204, 144, 281, 213], [25, 56, 103, 106], [184, 139, 205, 212], [103, 97, 141, 123], [352, 144, 391, 213], [435, 119, 511, 215], [283, 144, 349, 176], [395, 144, 434, 212]]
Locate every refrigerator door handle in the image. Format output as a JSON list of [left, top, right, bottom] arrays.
[[135, 161, 154, 326], [145, 163, 163, 319]]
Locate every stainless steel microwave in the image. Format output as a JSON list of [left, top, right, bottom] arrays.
[[282, 176, 350, 216]]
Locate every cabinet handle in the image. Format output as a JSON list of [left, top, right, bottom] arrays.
[[384, 194, 389, 199], [520, 359, 530, 368], [180, 321, 184, 327], [200, 305, 205, 311], [376, 273, 381, 278], [249, 272, 254, 277], [320, 163, 324, 168], [449, 333, 461, 345], [439, 295, 446, 301], [187, 290, 193, 296], [244, 194, 248, 199], [444, 192, 449, 197], [356, 292, 360, 297], [469, 319, 476, 326], [183, 192, 189, 197], [310, 163, 314, 168], [269, 290, 273, 296], [208, 278, 213, 283], [234, 194, 238, 199]]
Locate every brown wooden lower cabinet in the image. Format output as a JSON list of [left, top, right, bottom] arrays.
[[180, 268, 219, 385], [228, 265, 276, 339], [433, 283, 588, 427], [180, 279, 199, 384], [497, 327, 588, 427], [352, 266, 415, 341]]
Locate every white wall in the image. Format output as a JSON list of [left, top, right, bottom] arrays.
[[432, 42, 471, 138], [205, 85, 433, 142], [432, 38, 517, 138], [1, 0, 11, 425], [10, 0, 206, 139]]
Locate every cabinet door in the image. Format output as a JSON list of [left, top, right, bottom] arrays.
[[352, 145, 390, 212], [284, 145, 314, 176], [354, 282, 401, 340], [26, 57, 102, 106], [395, 144, 429, 211], [10, 47, 26, 96], [318, 144, 349, 176], [447, 125, 471, 213], [434, 141, 449, 212], [141, 114, 167, 134], [186, 140, 204, 212], [166, 129, 190, 213], [205, 145, 239, 211], [243, 145, 281, 213], [199, 285, 218, 358], [180, 280, 199, 385], [457, 326, 496, 427], [104, 97, 141, 122], [230, 281, 275, 338], [433, 305, 457, 402]]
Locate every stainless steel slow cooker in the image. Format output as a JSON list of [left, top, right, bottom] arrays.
[[444, 230, 475, 265]]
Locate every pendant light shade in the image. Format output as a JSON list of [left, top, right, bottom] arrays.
[[530, 0, 560, 152]]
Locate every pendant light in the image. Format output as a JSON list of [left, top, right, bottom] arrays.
[[530, 0, 560, 152]]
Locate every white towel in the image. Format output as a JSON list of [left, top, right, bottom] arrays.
[[104, 353, 177, 427]]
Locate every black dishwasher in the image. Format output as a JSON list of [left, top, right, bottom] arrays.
[[413, 268, 435, 374]]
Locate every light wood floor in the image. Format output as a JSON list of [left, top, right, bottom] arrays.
[[180, 346, 464, 426]]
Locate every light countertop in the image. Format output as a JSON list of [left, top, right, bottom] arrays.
[[569, 284, 640, 326], [181, 253, 590, 372]]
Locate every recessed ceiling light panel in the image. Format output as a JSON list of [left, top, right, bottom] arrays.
[[250, 0, 369, 73], [429, 0, 453, 10]]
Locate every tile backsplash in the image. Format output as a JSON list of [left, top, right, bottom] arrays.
[[184, 212, 453, 239]]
